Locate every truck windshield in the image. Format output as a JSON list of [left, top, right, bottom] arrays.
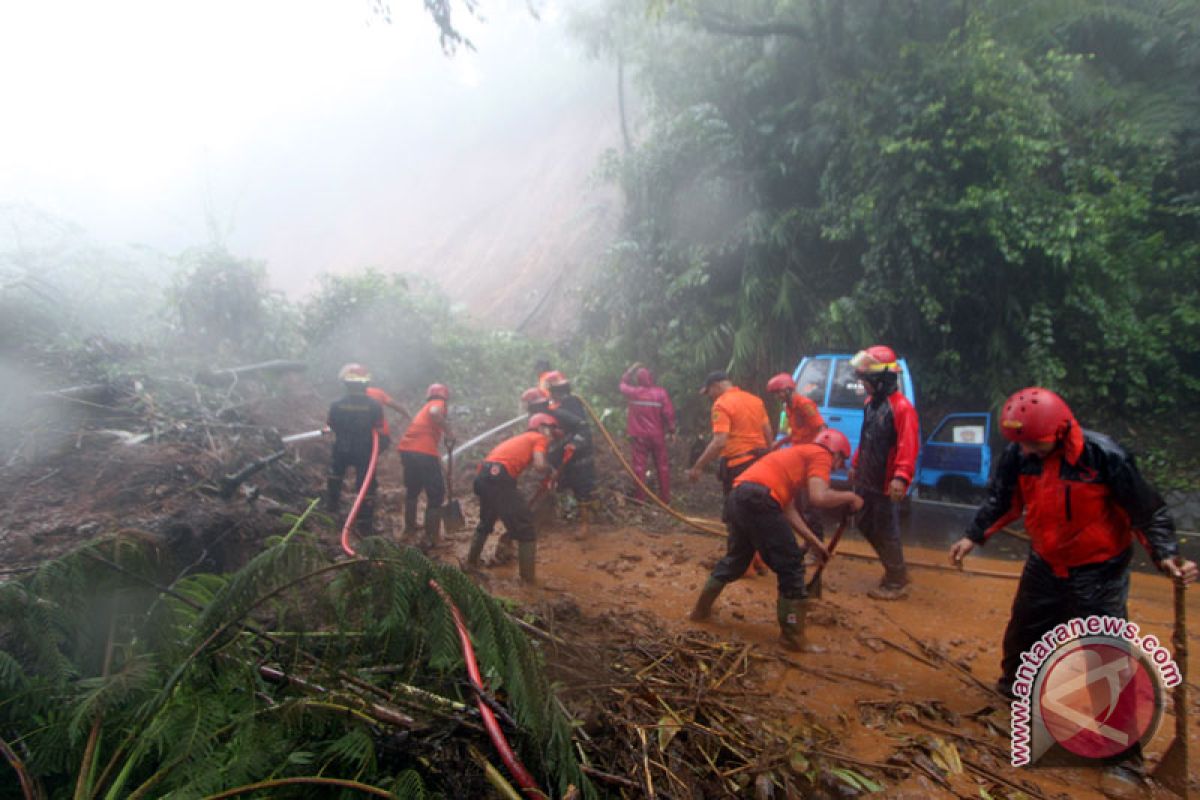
[[829, 359, 867, 408], [796, 358, 830, 403]]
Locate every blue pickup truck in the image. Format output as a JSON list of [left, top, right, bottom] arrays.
[[787, 354, 991, 496]]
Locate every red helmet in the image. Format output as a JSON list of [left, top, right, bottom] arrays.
[[528, 412, 559, 431], [814, 429, 852, 460], [426, 383, 450, 401], [543, 370, 569, 386], [766, 373, 796, 393], [338, 363, 371, 383], [1000, 387, 1073, 443], [521, 387, 549, 406], [850, 345, 900, 374]]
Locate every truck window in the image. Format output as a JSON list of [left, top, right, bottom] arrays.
[[829, 359, 867, 409], [933, 416, 988, 444], [796, 358, 831, 403]]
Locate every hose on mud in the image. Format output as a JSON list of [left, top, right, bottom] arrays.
[[579, 395, 1025, 581], [428, 579, 545, 799], [340, 431, 380, 557]]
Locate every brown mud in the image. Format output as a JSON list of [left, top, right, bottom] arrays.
[[428, 501, 1199, 799], [2, 393, 1197, 799]]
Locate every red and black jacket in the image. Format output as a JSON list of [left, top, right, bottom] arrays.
[[852, 389, 920, 494], [966, 431, 1178, 577]]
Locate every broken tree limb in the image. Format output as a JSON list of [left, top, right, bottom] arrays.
[[219, 449, 287, 499]]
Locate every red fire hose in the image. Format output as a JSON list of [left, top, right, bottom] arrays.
[[428, 579, 544, 798], [340, 431, 380, 557]]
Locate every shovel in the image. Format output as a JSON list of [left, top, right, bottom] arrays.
[[1153, 558, 1190, 798], [443, 441, 466, 532], [805, 512, 850, 598]]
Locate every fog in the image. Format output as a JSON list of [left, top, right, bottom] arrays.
[[0, 0, 620, 333]]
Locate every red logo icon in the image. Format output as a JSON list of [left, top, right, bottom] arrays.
[[1037, 640, 1159, 759]]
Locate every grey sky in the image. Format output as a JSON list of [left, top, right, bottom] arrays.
[[0, 0, 620, 326]]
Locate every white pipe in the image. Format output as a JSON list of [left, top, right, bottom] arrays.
[[282, 429, 325, 444], [442, 414, 527, 463]]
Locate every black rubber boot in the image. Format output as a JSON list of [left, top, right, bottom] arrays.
[[466, 529, 488, 567], [356, 499, 375, 535], [688, 577, 725, 621], [324, 478, 341, 512], [778, 597, 823, 653], [423, 507, 442, 548], [403, 495, 419, 536], [517, 540, 537, 585]]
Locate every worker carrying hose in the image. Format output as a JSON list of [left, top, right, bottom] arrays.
[[948, 387, 1196, 791], [619, 362, 676, 503], [687, 371, 773, 520], [689, 430, 863, 652], [396, 383, 453, 547], [325, 363, 386, 532], [849, 346, 919, 601], [466, 413, 560, 584]]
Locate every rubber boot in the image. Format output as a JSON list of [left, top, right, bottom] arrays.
[[356, 498, 375, 535], [324, 478, 341, 512], [466, 529, 488, 567], [403, 495, 419, 537], [688, 577, 725, 621], [778, 597, 823, 653], [423, 507, 441, 549], [517, 540, 537, 585], [493, 534, 516, 565]]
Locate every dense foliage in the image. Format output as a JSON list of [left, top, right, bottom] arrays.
[[0, 521, 591, 799], [572, 0, 1200, 419]]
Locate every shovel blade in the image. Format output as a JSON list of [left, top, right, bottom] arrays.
[[444, 499, 466, 532]]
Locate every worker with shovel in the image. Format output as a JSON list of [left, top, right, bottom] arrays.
[[689, 429, 863, 652], [466, 413, 559, 584], [396, 383, 453, 547], [948, 387, 1196, 795], [325, 364, 386, 533]]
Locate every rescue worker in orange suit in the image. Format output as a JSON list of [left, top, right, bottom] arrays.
[[619, 362, 677, 503], [849, 346, 920, 600], [325, 364, 386, 532], [687, 371, 773, 520], [466, 413, 559, 584], [767, 371, 829, 579], [949, 390, 1196, 757], [363, 380, 411, 452], [767, 373, 825, 448], [544, 372, 599, 521], [396, 383, 453, 547], [689, 430, 863, 651]]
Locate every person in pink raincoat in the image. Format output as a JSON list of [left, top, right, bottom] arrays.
[[619, 362, 677, 503]]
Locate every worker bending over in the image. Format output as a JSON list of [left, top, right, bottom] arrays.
[[689, 430, 863, 652]]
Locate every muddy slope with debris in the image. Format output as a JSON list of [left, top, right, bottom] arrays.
[[1, 377, 1195, 799]]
